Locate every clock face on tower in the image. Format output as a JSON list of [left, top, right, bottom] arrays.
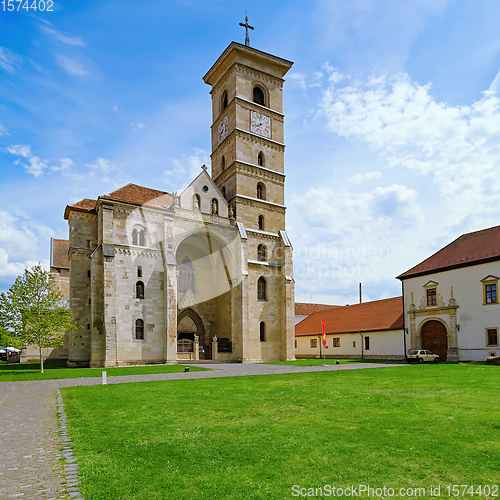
[[250, 111, 271, 139], [218, 115, 228, 145]]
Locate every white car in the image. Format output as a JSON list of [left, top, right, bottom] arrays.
[[407, 349, 439, 363]]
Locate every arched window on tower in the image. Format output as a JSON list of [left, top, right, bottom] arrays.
[[258, 215, 264, 230], [258, 244, 266, 262], [258, 277, 267, 301], [222, 90, 228, 110], [136, 281, 144, 299], [132, 229, 138, 245], [221, 155, 226, 171], [222, 186, 226, 200], [256, 183, 266, 200], [135, 319, 144, 340], [260, 321, 266, 342], [211, 198, 219, 215], [258, 152, 264, 166], [139, 229, 145, 246], [179, 257, 195, 293], [253, 86, 265, 106], [137, 266, 142, 278]]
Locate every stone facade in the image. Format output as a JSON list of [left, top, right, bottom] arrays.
[[61, 42, 296, 367]]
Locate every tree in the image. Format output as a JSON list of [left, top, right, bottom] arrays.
[[0, 265, 76, 373]]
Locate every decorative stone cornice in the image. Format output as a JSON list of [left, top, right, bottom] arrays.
[[235, 97, 284, 120], [234, 128, 285, 151], [213, 160, 285, 185], [68, 248, 92, 258], [232, 195, 286, 214], [115, 247, 163, 259], [246, 229, 280, 241], [174, 208, 232, 226], [408, 304, 459, 317], [235, 63, 285, 86], [69, 212, 97, 222]]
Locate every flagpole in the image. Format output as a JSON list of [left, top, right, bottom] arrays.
[[322, 319, 326, 366]]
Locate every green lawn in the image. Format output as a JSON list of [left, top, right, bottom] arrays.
[[0, 361, 208, 382], [61, 365, 500, 500]]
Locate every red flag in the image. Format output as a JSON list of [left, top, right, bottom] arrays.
[[322, 319, 327, 347]]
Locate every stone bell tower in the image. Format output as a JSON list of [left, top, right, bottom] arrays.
[[203, 37, 296, 362], [202, 41, 292, 232]]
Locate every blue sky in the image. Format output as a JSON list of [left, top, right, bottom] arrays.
[[2, 0, 500, 304]]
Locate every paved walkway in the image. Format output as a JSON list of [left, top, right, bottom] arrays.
[[0, 362, 405, 498]]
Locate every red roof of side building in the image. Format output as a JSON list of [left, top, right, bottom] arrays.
[[295, 303, 341, 316], [397, 225, 500, 280], [64, 184, 174, 220], [51, 239, 69, 269], [295, 296, 403, 336]]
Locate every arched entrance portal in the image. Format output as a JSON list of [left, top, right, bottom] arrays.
[[177, 308, 210, 359], [421, 320, 448, 361]]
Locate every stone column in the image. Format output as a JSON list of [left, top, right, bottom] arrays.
[[447, 290, 459, 361], [194, 336, 199, 361], [212, 340, 218, 360], [164, 262, 178, 364], [408, 296, 417, 350]]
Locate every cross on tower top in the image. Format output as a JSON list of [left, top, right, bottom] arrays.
[[239, 15, 254, 47]]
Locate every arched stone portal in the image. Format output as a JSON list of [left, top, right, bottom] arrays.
[[175, 231, 237, 361], [421, 320, 448, 361]]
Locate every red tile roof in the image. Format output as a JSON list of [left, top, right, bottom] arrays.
[[64, 198, 97, 219], [100, 183, 173, 210], [295, 297, 403, 336], [295, 303, 341, 316], [64, 184, 174, 219], [51, 239, 69, 269], [397, 225, 500, 280]]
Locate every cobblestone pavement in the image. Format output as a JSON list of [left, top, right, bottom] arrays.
[[0, 362, 405, 498]]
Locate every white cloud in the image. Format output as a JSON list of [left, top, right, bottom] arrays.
[[0, 211, 52, 280], [289, 183, 424, 299], [50, 157, 74, 172], [41, 25, 85, 46], [349, 171, 382, 183], [0, 47, 20, 73], [319, 72, 500, 229], [163, 148, 210, 188], [0, 124, 8, 136], [288, 72, 307, 90], [55, 54, 88, 76], [86, 157, 127, 187], [7, 145, 49, 177]]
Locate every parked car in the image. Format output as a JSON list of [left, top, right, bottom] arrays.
[[407, 349, 439, 363]]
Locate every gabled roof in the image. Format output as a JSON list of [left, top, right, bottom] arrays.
[[64, 184, 174, 219], [397, 225, 500, 280], [295, 297, 403, 336], [51, 239, 69, 269], [295, 303, 341, 316], [100, 183, 173, 210]]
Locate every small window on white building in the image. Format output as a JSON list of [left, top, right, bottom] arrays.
[[486, 328, 499, 346]]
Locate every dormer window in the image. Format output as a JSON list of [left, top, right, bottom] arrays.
[[253, 86, 265, 106]]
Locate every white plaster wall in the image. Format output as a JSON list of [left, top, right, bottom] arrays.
[[402, 261, 500, 361]]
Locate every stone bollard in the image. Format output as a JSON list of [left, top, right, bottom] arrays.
[[102, 371, 107, 385]]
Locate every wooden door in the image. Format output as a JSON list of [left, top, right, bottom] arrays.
[[421, 320, 448, 361]]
